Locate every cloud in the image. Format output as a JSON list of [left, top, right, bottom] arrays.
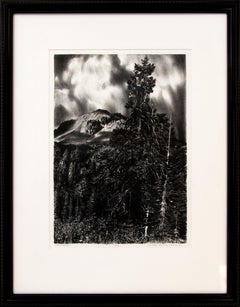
[[55, 55, 128, 122], [54, 54, 186, 139]]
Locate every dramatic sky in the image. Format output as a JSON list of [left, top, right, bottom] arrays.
[[54, 54, 186, 139]]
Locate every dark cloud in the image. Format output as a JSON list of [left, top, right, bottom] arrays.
[[110, 55, 130, 85], [165, 85, 186, 141], [54, 104, 69, 127], [174, 85, 186, 141], [54, 55, 74, 80], [173, 54, 186, 72]]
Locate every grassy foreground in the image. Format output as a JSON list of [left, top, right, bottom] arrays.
[[54, 217, 185, 244]]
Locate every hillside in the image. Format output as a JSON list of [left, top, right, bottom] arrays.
[[54, 109, 126, 145]]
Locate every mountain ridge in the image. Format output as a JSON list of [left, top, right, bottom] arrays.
[[54, 109, 126, 145]]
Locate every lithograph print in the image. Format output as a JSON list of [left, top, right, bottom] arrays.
[[53, 53, 187, 244]]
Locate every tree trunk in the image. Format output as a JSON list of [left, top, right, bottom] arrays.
[[144, 208, 150, 238], [174, 212, 179, 240], [68, 195, 73, 219], [138, 118, 141, 133], [128, 192, 132, 221], [74, 197, 79, 217], [159, 114, 172, 233], [63, 192, 69, 221]]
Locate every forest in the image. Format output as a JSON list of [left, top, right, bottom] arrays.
[[54, 56, 187, 243]]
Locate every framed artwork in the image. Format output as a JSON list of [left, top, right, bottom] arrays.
[[0, 0, 239, 306]]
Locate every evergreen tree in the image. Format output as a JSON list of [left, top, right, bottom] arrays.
[[126, 56, 156, 134]]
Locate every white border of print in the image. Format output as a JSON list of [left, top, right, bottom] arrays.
[[13, 13, 227, 294]]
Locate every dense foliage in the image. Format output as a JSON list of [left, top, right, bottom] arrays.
[[54, 57, 187, 243]]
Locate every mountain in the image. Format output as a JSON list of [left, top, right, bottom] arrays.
[[54, 109, 126, 145]]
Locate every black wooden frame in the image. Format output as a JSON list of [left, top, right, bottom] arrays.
[[0, 1, 239, 306]]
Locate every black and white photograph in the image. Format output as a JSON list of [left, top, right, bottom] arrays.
[[54, 53, 187, 244]]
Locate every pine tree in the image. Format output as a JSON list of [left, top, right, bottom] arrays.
[[126, 56, 156, 134]]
